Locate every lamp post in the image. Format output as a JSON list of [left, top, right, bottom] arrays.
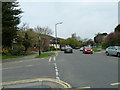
[[38, 36, 41, 56], [55, 22, 63, 50]]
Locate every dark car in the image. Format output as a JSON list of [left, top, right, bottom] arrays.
[[83, 47, 93, 54], [64, 46, 73, 53]]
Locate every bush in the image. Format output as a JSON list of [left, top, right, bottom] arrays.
[[10, 44, 26, 56], [49, 46, 55, 51], [2, 48, 8, 55]]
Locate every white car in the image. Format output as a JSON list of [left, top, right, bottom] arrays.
[[106, 46, 120, 57]]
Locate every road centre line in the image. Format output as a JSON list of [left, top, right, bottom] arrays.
[[56, 71, 59, 76], [53, 62, 60, 80], [56, 77, 60, 80], [55, 68, 58, 72], [54, 63, 57, 67]]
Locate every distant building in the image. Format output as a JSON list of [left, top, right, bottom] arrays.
[[72, 33, 77, 38]]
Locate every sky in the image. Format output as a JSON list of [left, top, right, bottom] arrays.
[[18, 0, 119, 39]]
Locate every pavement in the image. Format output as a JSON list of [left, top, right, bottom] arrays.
[[1, 50, 119, 89]]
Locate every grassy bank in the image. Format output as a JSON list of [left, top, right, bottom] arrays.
[[35, 52, 55, 58], [0, 52, 35, 61]]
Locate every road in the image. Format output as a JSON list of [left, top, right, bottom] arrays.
[[2, 50, 119, 88]]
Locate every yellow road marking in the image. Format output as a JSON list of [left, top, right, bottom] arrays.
[[0, 78, 71, 88], [110, 82, 120, 85], [79, 86, 91, 88]]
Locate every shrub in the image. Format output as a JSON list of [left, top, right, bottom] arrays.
[[2, 48, 8, 55], [10, 44, 26, 56], [49, 46, 55, 51]]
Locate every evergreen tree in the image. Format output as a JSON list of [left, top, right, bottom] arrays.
[[2, 2, 22, 47]]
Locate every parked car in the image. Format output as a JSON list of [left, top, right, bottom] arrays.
[[83, 47, 93, 54], [106, 46, 120, 57], [73, 47, 79, 49], [80, 47, 83, 51], [64, 46, 73, 53], [61, 47, 66, 51]]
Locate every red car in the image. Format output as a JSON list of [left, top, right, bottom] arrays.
[[83, 47, 93, 54]]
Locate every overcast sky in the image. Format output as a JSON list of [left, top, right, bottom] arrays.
[[18, 0, 118, 39]]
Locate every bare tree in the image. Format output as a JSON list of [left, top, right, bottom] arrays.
[[34, 26, 53, 51], [34, 26, 52, 35], [19, 22, 29, 31]]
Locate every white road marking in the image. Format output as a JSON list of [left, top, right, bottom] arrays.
[[54, 63, 57, 67], [55, 68, 58, 72], [56, 77, 60, 80], [56, 71, 59, 76], [53, 57, 56, 61], [55, 66, 57, 69], [49, 57, 52, 62], [54, 62, 61, 80]]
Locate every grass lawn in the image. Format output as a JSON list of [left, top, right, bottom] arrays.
[[0, 52, 35, 61], [35, 52, 55, 58], [92, 48, 101, 52]]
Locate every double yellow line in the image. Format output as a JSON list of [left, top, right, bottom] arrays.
[[0, 78, 72, 88]]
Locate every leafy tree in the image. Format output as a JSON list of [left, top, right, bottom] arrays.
[[23, 33, 30, 51], [66, 38, 80, 48], [59, 40, 67, 46], [2, 2, 22, 47]]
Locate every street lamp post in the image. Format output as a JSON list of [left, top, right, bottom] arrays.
[[38, 36, 41, 56], [55, 22, 63, 50]]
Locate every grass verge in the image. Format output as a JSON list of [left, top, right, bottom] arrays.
[[35, 52, 55, 58], [92, 48, 101, 52], [0, 52, 35, 61]]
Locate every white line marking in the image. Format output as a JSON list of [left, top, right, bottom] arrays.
[[55, 68, 58, 72], [54, 63, 57, 67], [56, 71, 59, 76], [49, 57, 52, 62], [56, 77, 60, 80], [53, 57, 56, 61]]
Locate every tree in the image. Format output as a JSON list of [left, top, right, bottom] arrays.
[[2, 2, 22, 47], [66, 38, 80, 48], [22, 33, 30, 51], [94, 33, 107, 44], [102, 25, 120, 48], [59, 40, 67, 46], [34, 26, 53, 51]]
